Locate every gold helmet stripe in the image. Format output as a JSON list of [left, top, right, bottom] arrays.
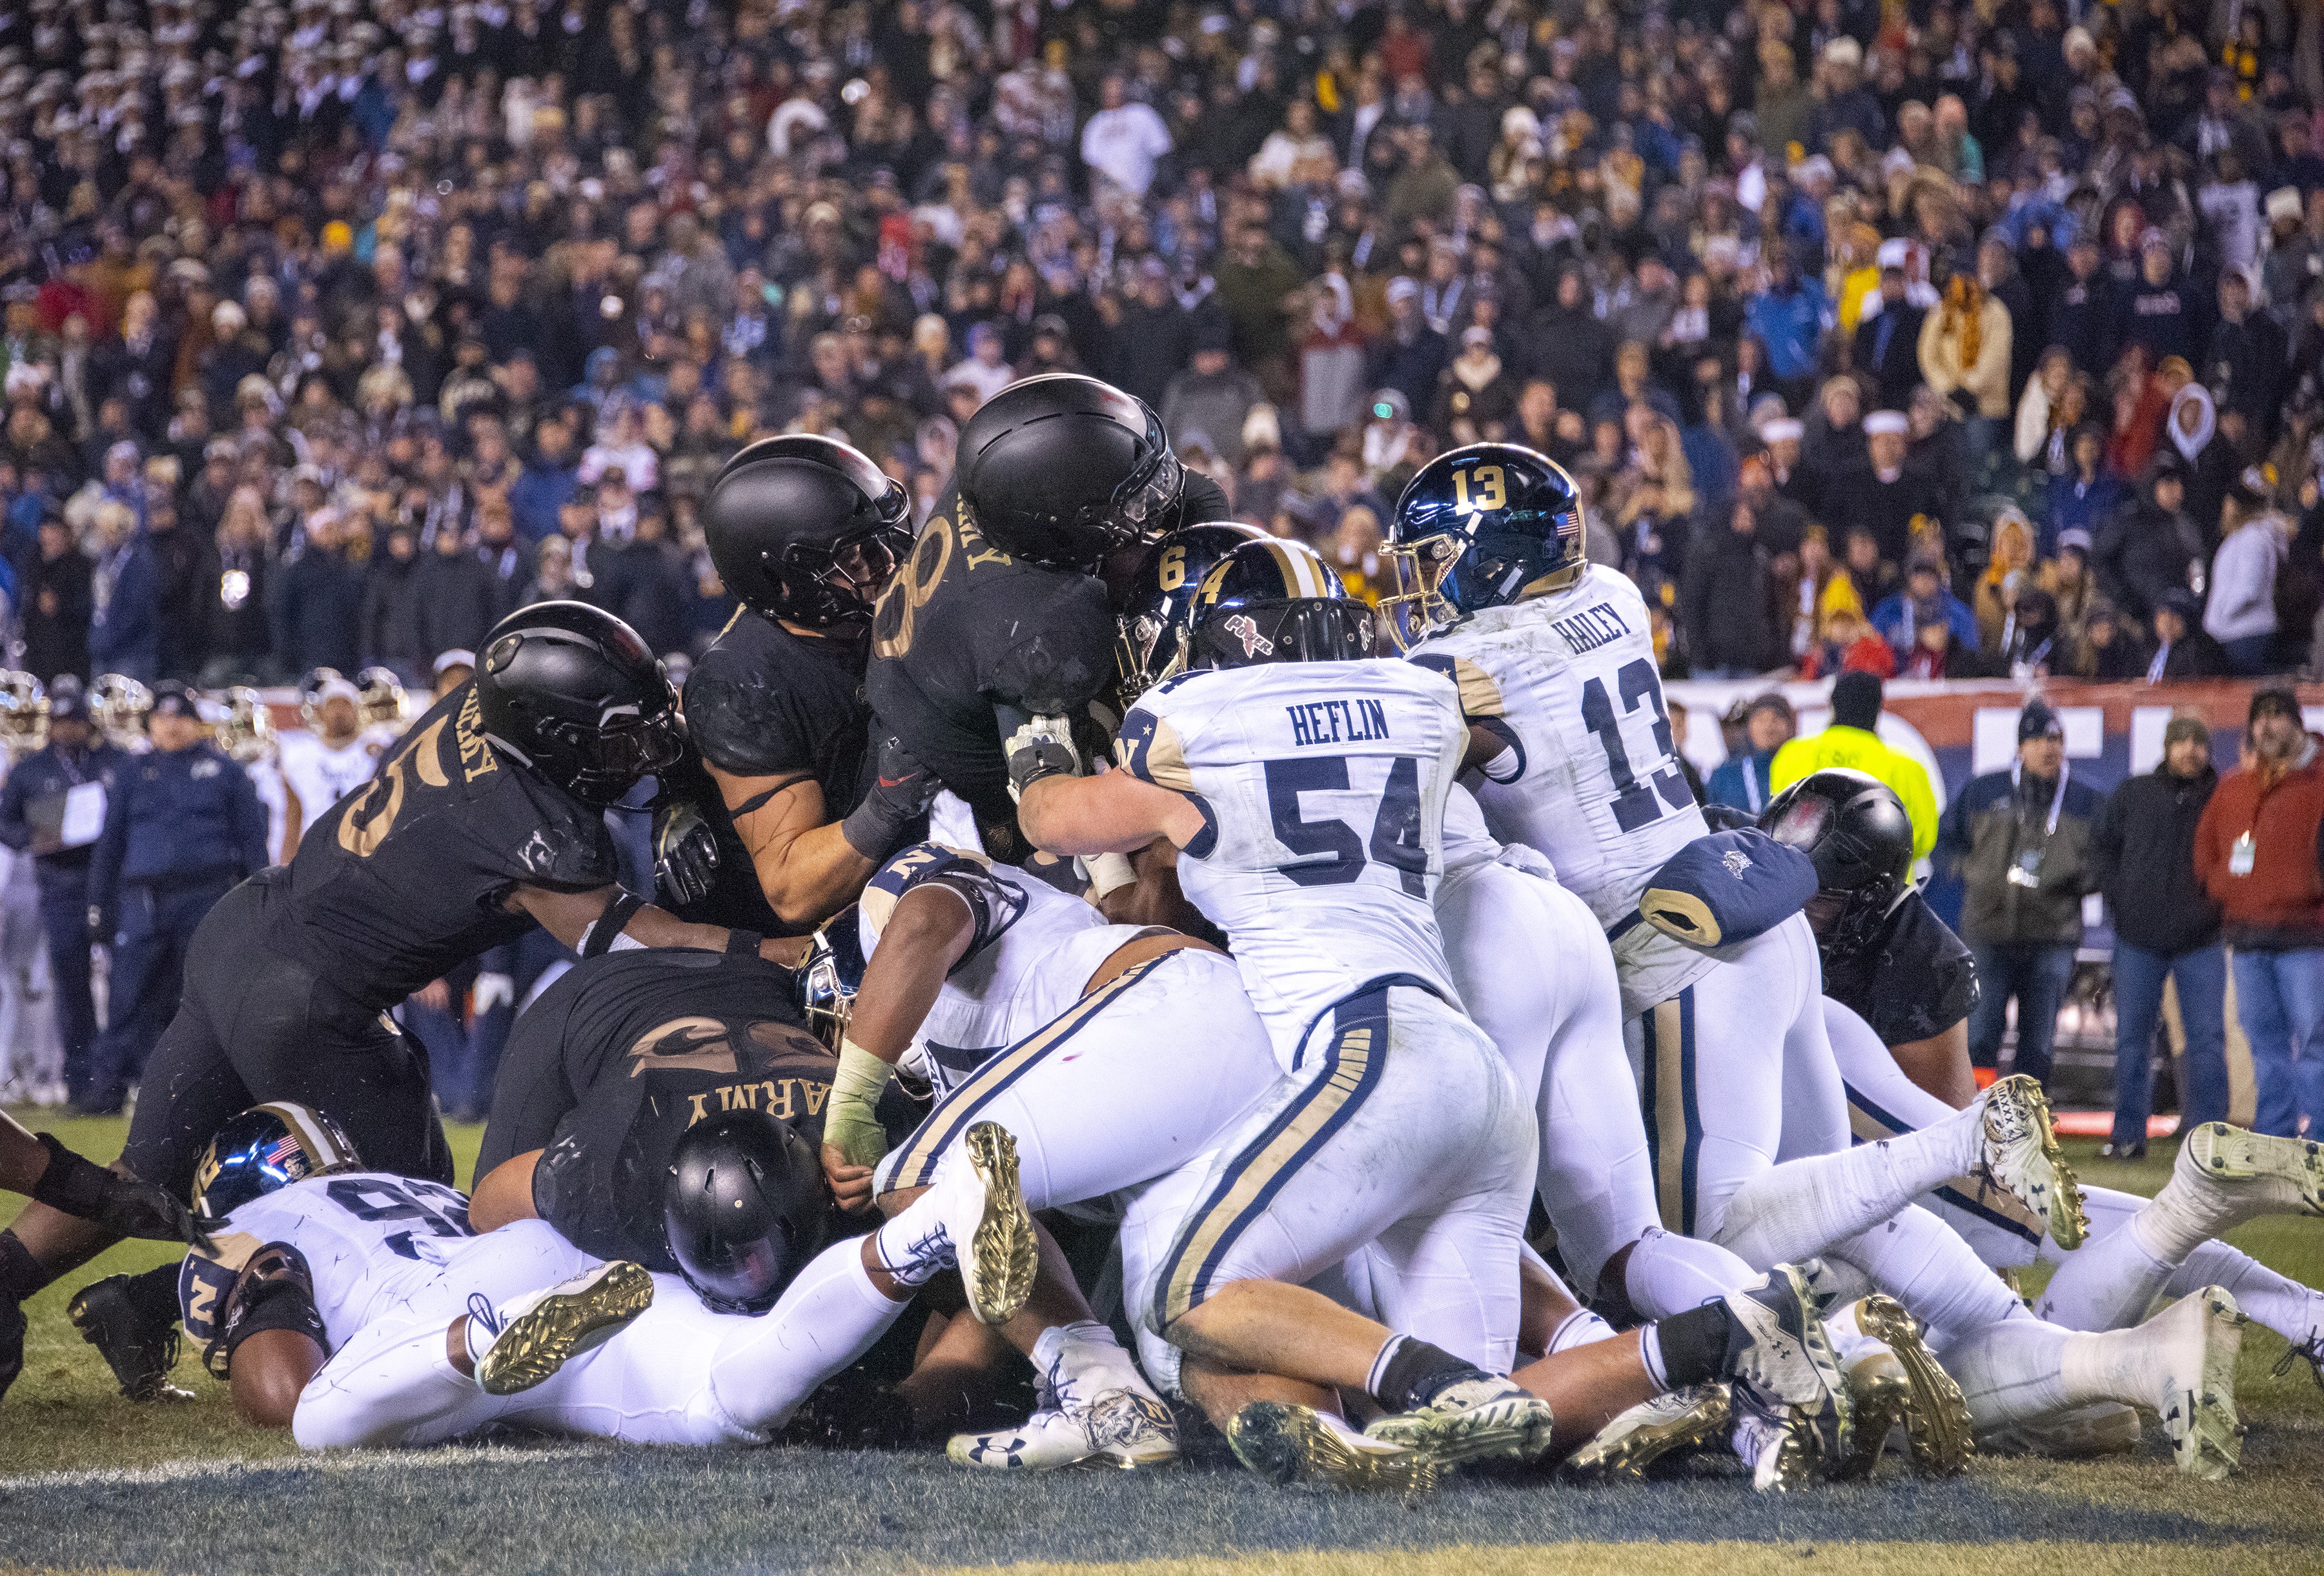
[[251, 1100, 359, 1173]]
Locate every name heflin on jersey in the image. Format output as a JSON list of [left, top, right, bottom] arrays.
[[1287, 698, 1392, 747], [1551, 601, 1629, 656]]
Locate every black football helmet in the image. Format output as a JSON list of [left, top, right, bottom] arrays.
[[1114, 521, 1270, 702], [1384, 442, 1587, 649], [191, 1102, 364, 1226], [1190, 539, 1374, 669], [955, 374, 1184, 571], [706, 435, 913, 630], [475, 601, 687, 806], [662, 1110, 829, 1314], [1758, 768, 1917, 958]]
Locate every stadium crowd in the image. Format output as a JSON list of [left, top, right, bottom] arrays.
[[4, 0, 2324, 687]]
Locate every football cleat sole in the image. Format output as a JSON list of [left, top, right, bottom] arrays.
[[1563, 1384, 1731, 1482], [2156, 1286, 2247, 1481], [957, 1122, 1037, 1327], [1855, 1295, 1973, 1478], [1363, 1378, 1556, 1467], [66, 1275, 192, 1403], [2179, 1122, 2324, 1217], [1979, 1400, 2145, 1459], [1227, 1401, 1439, 1491], [1981, 1075, 2088, 1249], [947, 1390, 1182, 1471], [1726, 1263, 1853, 1466], [476, 1260, 653, 1397]]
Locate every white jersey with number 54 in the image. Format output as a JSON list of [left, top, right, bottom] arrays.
[[1409, 565, 1712, 1016], [1118, 658, 1466, 1066]]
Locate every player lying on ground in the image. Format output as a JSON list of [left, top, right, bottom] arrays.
[[173, 1101, 1039, 1449]]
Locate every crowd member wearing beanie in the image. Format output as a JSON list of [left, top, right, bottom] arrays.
[[1936, 698, 2104, 1087], [2194, 687, 2324, 1137], [2092, 714, 2227, 1158], [1768, 669, 1939, 860]]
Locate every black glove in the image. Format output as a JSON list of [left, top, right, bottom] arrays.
[[652, 794, 720, 909], [841, 731, 939, 860], [31, 1135, 210, 1248]]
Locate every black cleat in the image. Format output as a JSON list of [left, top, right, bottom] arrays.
[[67, 1272, 192, 1402]]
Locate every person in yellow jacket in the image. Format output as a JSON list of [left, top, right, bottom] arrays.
[[1769, 669, 1939, 862]]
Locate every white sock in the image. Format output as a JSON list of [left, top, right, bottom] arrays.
[[2057, 1325, 2157, 1413], [872, 1188, 956, 1287], [1944, 1318, 2072, 1433], [1547, 1308, 1618, 1354], [1820, 1295, 1881, 1370], [1830, 1206, 2029, 1353], [706, 1238, 911, 1434], [1033, 1318, 1159, 1402], [1715, 1106, 1986, 1269], [1622, 1226, 1757, 1320], [2035, 1227, 2173, 1331], [2129, 1171, 2248, 1266], [2166, 1242, 2324, 1348], [1638, 1324, 1671, 1391]]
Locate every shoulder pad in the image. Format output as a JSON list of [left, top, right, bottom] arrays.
[[859, 842, 1028, 966]]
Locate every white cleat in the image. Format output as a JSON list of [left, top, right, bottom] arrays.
[[1722, 1264, 1851, 1466], [1978, 1075, 2088, 1249], [1563, 1384, 1731, 1481], [1729, 1380, 1815, 1492], [2176, 1122, 2324, 1220], [2146, 1286, 2247, 1480], [948, 1388, 1181, 1470]]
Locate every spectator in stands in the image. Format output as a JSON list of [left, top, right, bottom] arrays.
[[2095, 454, 2207, 627], [1939, 698, 2103, 1089], [1706, 694, 1797, 818], [1682, 497, 1783, 678], [85, 500, 157, 684], [2146, 589, 2230, 680], [2195, 688, 2324, 1139], [2093, 714, 2227, 1160], [2204, 472, 2294, 674]]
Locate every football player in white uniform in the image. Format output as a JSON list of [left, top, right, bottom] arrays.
[[1012, 539, 1852, 1488], [807, 838, 1278, 1471], [277, 671, 385, 862], [179, 1102, 1037, 1451]]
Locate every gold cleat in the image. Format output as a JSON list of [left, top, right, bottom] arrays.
[[1831, 1349, 1913, 1480], [1227, 1400, 1440, 1491], [474, 1260, 653, 1397], [1979, 1400, 2145, 1459], [957, 1122, 1037, 1326], [1563, 1384, 1731, 1482], [1363, 1377, 1556, 1467], [1980, 1075, 2089, 1249], [1854, 1295, 1973, 1477]]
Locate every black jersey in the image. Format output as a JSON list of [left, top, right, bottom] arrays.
[[477, 947, 917, 1268], [1822, 887, 1981, 1047], [276, 682, 617, 1014], [863, 472, 1231, 862]]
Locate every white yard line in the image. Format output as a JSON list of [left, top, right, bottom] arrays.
[[0, 1440, 613, 1492]]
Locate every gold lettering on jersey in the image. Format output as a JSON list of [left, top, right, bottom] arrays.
[[625, 1016, 739, 1077], [872, 515, 955, 660], [958, 507, 1014, 569], [455, 687, 500, 782], [683, 1078, 832, 1127], [1285, 698, 1391, 747], [1550, 602, 1628, 656]]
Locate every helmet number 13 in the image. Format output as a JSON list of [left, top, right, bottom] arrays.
[[1451, 465, 1507, 512]]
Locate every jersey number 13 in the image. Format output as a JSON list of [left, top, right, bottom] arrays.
[[1579, 658, 1693, 833]]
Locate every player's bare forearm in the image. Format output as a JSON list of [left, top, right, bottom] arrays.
[[848, 885, 974, 1063], [713, 767, 874, 927], [234, 1328, 328, 1429], [469, 1152, 542, 1232], [508, 885, 808, 967], [1019, 770, 1198, 856], [1889, 1020, 1979, 1108]]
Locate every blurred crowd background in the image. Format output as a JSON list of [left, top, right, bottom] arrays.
[[3, 0, 2324, 689]]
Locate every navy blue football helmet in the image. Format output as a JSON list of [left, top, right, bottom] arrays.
[[1384, 442, 1587, 649], [1190, 539, 1374, 669], [1113, 520, 1270, 702], [191, 1102, 364, 1226], [796, 902, 868, 1050]]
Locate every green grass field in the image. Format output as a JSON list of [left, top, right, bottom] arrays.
[[0, 1113, 2319, 1575]]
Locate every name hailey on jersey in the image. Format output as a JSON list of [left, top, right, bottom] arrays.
[[1551, 601, 1629, 655]]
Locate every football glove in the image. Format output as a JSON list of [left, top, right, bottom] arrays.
[[1004, 714, 1081, 803], [31, 1135, 209, 1246], [651, 794, 721, 909], [841, 730, 941, 860]]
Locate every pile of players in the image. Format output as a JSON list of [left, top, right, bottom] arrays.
[[3, 371, 2321, 1494]]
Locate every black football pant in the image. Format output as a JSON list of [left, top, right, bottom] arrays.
[[119, 875, 453, 1200]]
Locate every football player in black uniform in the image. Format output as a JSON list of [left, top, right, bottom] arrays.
[[653, 435, 936, 933], [865, 375, 1230, 867], [466, 945, 919, 1268], [1760, 769, 1979, 1102], [2, 602, 806, 1399]]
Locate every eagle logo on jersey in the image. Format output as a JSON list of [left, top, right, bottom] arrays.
[[1722, 849, 1753, 878], [1221, 614, 1274, 658]]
